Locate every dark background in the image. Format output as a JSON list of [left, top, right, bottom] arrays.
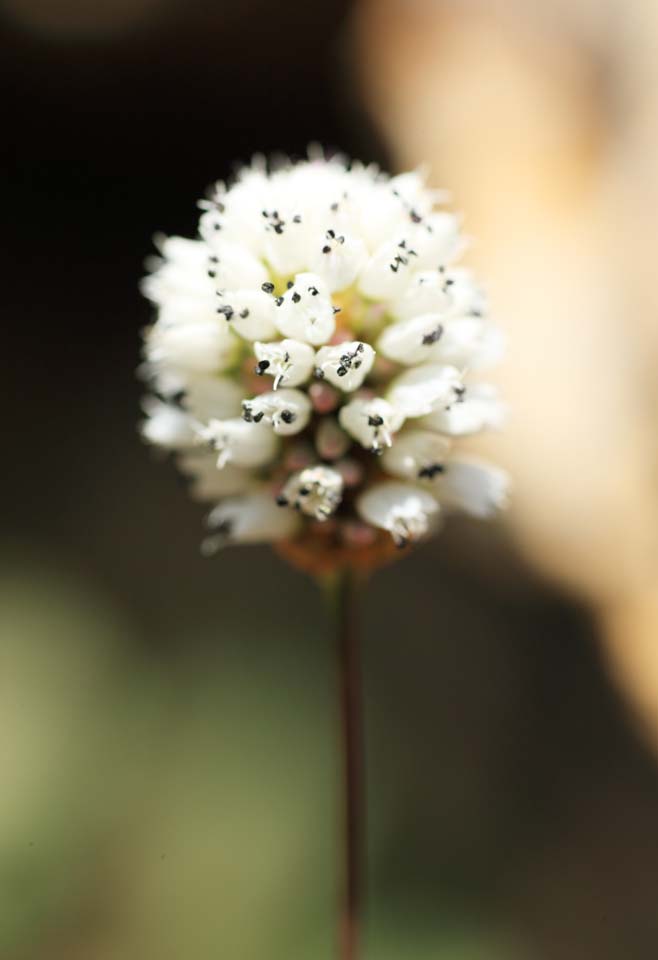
[[2, 2, 658, 958]]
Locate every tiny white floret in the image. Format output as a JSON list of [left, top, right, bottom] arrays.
[[357, 482, 440, 547], [241, 388, 311, 436], [253, 339, 316, 389], [314, 341, 375, 391]]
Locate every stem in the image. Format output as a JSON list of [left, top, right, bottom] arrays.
[[326, 569, 364, 960]]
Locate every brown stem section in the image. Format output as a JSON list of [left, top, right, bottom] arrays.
[[330, 570, 364, 960]]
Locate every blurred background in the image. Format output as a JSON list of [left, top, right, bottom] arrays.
[[2, 0, 658, 957]]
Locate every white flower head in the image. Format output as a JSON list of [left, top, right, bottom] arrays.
[[140, 151, 508, 558]]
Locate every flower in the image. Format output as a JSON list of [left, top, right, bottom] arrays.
[[139, 151, 508, 561]]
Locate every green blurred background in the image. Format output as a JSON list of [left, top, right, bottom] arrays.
[[2, 1, 658, 958]]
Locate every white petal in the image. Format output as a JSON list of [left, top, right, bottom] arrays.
[[177, 451, 254, 501], [274, 272, 335, 346], [377, 313, 447, 366], [204, 490, 300, 551], [141, 398, 195, 448], [199, 418, 278, 469], [448, 272, 486, 315], [391, 266, 484, 322], [258, 167, 342, 275], [141, 237, 214, 305], [253, 339, 316, 389], [419, 384, 505, 436], [411, 212, 463, 269], [138, 362, 187, 398], [278, 465, 343, 521], [391, 270, 451, 321], [180, 374, 243, 421], [430, 457, 509, 517], [338, 397, 405, 453], [216, 289, 278, 341], [262, 213, 313, 277], [381, 429, 451, 481], [347, 178, 413, 251], [387, 364, 465, 418], [308, 229, 368, 293], [357, 482, 439, 547], [357, 238, 419, 300], [314, 341, 375, 391], [357, 211, 462, 300], [145, 316, 238, 374], [207, 241, 269, 291], [431, 317, 505, 370], [241, 388, 311, 436], [199, 169, 271, 256], [388, 170, 436, 214]]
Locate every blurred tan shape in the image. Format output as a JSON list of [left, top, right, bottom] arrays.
[[352, 0, 658, 747]]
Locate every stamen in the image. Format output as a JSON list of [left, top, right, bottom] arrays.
[[278, 465, 343, 521]]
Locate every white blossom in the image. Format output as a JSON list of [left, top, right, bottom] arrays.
[[387, 364, 465, 419], [357, 483, 440, 548], [274, 272, 336, 345], [339, 397, 405, 453], [253, 339, 316, 389], [177, 452, 254, 502], [141, 397, 195, 449], [206, 241, 269, 292], [431, 316, 504, 370], [418, 383, 505, 436], [277, 465, 344, 521], [179, 374, 243, 421], [203, 490, 301, 553], [241, 388, 311, 436], [139, 152, 507, 554], [358, 238, 420, 301], [308, 229, 368, 292], [198, 418, 277, 470], [425, 457, 509, 518], [377, 313, 447, 366], [141, 237, 214, 305], [314, 341, 375, 391], [391, 269, 452, 321], [380, 429, 451, 481], [145, 314, 238, 375], [215, 289, 278, 341], [199, 166, 271, 255]]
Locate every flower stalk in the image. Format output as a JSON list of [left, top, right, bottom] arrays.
[[326, 569, 365, 960]]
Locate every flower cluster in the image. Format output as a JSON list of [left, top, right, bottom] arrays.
[[140, 152, 507, 560]]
